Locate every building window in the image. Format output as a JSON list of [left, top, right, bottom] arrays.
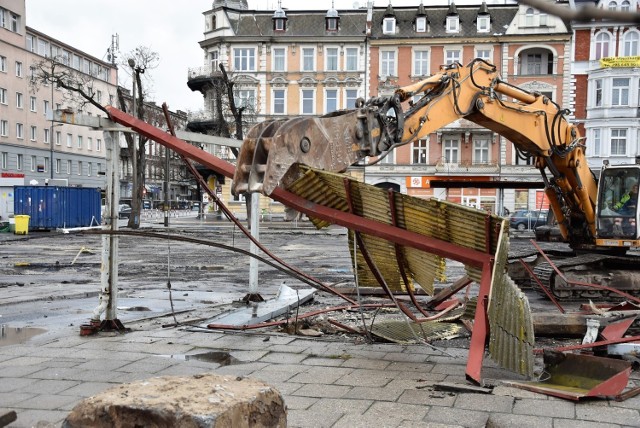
[[383, 17, 396, 34], [608, 0, 618, 10], [477, 16, 490, 32], [55, 159, 60, 174], [97, 139, 102, 151], [234, 89, 256, 110], [326, 17, 338, 31], [414, 50, 429, 76], [0, 55, 5, 72], [56, 131, 61, 145], [612, 78, 629, 106], [67, 133, 72, 147], [444, 138, 459, 163], [595, 32, 611, 60], [594, 79, 603, 107], [621, 0, 631, 11], [302, 48, 315, 72], [233, 48, 255, 71], [301, 89, 315, 114], [591, 128, 601, 156], [15, 61, 22, 77], [78, 161, 82, 175], [88, 162, 92, 176], [525, 8, 535, 26], [273, 48, 285, 72], [274, 17, 286, 31], [44, 128, 50, 144], [43, 100, 49, 116], [326, 89, 338, 113], [210, 50, 219, 71], [379, 149, 395, 164], [67, 159, 71, 174], [476, 49, 491, 61], [16, 123, 23, 139], [30, 155, 36, 172], [473, 138, 490, 164], [326, 47, 339, 71], [17, 154, 23, 171], [611, 129, 627, 155], [30, 96, 36, 112], [446, 16, 459, 33], [0, 8, 4, 29], [43, 157, 48, 173], [416, 17, 426, 33], [10, 12, 18, 32], [1, 152, 6, 169], [0, 120, 7, 136], [77, 135, 83, 149], [345, 48, 358, 71], [16, 92, 23, 108], [0, 87, 6, 104], [526, 53, 542, 75], [273, 89, 285, 114], [412, 139, 428, 164], [381, 50, 396, 77], [30, 126, 37, 141], [87, 137, 92, 150], [37, 39, 49, 57], [624, 31, 639, 56], [345, 89, 358, 109], [445, 49, 461, 65]]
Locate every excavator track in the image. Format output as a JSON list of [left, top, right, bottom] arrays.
[[530, 253, 640, 301]]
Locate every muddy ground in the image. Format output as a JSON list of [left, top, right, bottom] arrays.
[[0, 220, 593, 357]]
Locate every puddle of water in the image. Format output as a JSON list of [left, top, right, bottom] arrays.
[[159, 351, 239, 366], [0, 325, 47, 346]]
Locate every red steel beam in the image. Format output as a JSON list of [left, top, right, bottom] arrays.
[[106, 106, 491, 268]]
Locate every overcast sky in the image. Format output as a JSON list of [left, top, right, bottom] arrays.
[[26, 0, 504, 113]]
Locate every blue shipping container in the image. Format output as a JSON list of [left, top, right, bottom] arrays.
[[13, 186, 102, 230]]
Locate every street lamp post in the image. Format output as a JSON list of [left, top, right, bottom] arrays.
[[49, 72, 54, 180]]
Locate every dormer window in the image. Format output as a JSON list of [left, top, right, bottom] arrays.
[[446, 2, 459, 33], [446, 16, 459, 33], [477, 15, 489, 32], [416, 16, 427, 33], [326, 2, 339, 31], [383, 17, 396, 34], [273, 4, 287, 32], [382, 4, 396, 35]]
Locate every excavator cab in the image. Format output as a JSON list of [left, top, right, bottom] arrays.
[[596, 164, 640, 242]]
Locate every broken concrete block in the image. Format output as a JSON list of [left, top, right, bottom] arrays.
[[62, 373, 286, 428]]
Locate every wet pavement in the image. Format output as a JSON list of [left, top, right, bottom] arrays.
[[1, 213, 640, 427]]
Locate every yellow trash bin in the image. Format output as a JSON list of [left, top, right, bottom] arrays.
[[14, 215, 30, 235]]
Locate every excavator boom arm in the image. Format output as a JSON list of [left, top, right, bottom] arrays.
[[233, 60, 598, 245]]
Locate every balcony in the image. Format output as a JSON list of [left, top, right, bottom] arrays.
[[187, 65, 223, 93]]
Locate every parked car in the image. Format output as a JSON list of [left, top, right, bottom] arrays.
[[118, 204, 132, 219], [509, 209, 548, 231]]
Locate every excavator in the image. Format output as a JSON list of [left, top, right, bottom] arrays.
[[232, 59, 640, 300]]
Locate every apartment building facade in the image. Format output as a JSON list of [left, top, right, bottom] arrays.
[[190, 0, 574, 214], [0, 1, 118, 191], [571, 0, 640, 175], [365, 2, 572, 213]]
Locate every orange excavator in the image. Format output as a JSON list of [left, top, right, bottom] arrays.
[[233, 59, 640, 299]]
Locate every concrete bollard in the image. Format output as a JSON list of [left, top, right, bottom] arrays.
[[62, 374, 286, 428]]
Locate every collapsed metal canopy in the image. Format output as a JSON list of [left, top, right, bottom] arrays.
[[105, 106, 535, 383]]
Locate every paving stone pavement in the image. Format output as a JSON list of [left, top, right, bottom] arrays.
[[1, 324, 640, 428]]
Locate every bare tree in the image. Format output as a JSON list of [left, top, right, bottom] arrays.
[[30, 57, 110, 116], [118, 47, 159, 228]]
